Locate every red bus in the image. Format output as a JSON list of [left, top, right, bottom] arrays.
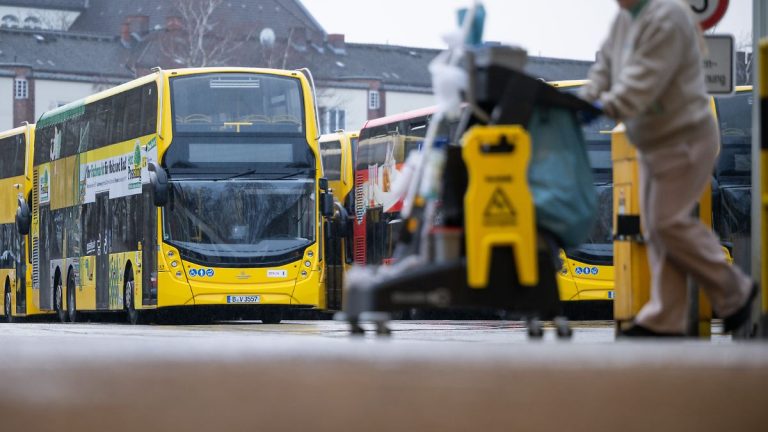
[[352, 107, 438, 266]]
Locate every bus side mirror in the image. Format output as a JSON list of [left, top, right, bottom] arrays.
[[15, 196, 30, 235], [148, 161, 169, 207], [319, 178, 334, 218]]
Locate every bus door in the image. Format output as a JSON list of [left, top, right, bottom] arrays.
[[141, 189, 157, 306], [95, 192, 111, 309], [15, 196, 28, 314], [319, 136, 347, 310], [36, 202, 52, 311]]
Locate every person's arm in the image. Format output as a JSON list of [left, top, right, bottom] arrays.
[[599, 11, 687, 120], [579, 36, 613, 103]]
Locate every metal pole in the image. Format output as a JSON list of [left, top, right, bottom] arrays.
[[752, 0, 768, 338]]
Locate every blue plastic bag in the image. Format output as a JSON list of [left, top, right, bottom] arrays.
[[527, 107, 597, 248]]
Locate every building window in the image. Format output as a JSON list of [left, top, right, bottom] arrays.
[[1, 15, 19, 28], [368, 90, 380, 110], [23, 16, 42, 30], [15, 79, 28, 100], [320, 108, 346, 134]]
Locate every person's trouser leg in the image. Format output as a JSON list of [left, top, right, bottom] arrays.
[[635, 128, 751, 334], [635, 150, 690, 333]]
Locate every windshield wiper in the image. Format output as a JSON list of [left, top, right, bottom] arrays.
[[217, 169, 312, 182], [272, 170, 309, 180], [218, 168, 259, 181]]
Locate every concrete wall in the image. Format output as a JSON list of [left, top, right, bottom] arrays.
[[0, 6, 80, 30], [385, 91, 434, 117], [34, 80, 101, 120], [0, 77, 14, 131], [316, 87, 368, 132]]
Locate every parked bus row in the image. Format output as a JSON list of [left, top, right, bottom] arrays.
[[1, 67, 342, 324], [319, 82, 754, 316], [2, 72, 751, 323]]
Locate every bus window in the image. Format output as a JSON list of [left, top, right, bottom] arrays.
[[0, 134, 25, 178], [140, 83, 158, 136], [110, 92, 128, 144], [320, 139, 342, 181], [715, 92, 752, 180], [124, 87, 142, 137], [171, 74, 304, 135]]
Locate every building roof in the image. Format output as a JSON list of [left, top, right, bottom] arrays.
[[283, 43, 592, 91], [0, 0, 88, 11], [69, 0, 324, 39], [0, 22, 593, 94], [291, 43, 438, 90], [0, 28, 132, 81], [526, 56, 593, 82]]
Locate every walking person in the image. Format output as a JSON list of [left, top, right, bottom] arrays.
[[580, 0, 757, 336]]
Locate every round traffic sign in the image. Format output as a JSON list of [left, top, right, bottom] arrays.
[[688, 0, 729, 31]]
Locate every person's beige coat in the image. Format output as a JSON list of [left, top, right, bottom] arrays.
[[580, 0, 712, 151]]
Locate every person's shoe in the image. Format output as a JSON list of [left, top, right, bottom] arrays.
[[723, 282, 758, 334], [618, 323, 685, 338]]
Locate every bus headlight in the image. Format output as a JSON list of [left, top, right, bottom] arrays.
[[307, 251, 314, 258], [304, 261, 311, 268], [170, 260, 179, 268], [301, 270, 308, 278]]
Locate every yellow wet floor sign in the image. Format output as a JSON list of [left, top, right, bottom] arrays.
[[462, 125, 538, 288], [484, 188, 517, 227]]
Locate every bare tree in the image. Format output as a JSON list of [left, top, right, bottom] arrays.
[[160, 0, 250, 67], [38, 10, 77, 31], [735, 30, 753, 85]]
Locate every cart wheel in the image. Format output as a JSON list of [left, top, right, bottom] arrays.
[[554, 316, 573, 339], [527, 317, 544, 339], [374, 321, 392, 337], [349, 320, 366, 336]]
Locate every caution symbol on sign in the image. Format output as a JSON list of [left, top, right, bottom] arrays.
[[483, 187, 517, 227]]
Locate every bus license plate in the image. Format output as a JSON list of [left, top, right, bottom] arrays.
[[227, 295, 261, 304]]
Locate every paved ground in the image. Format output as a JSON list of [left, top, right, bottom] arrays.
[[1, 320, 766, 432]]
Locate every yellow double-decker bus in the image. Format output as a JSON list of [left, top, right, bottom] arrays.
[[0, 125, 35, 322], [319, 130, 358, 310], [17, 67, 334, 324]]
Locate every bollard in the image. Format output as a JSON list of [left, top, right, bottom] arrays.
[[611, 124, 651, 334], [760, 39, 768, 337], [611, 124, 712, 337]]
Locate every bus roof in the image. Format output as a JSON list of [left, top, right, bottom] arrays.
[[320, 130, 359, 143], [0, 125, 31, 140], [361, 106, 437, 130], [36, 67, 310, 129]]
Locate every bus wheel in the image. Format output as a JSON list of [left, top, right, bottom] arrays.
[[124, 272, 142, 325], [4, 283, 13, 323], [54, 274, 68, 323], [261, 309, 282, 324], [67, 271, 78, 323]]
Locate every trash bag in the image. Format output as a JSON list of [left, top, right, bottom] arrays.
[[527, 106, 598, 248]]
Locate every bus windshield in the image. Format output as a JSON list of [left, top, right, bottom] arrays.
[[163, 179, 315, 264], [171, 73, 304, 135]]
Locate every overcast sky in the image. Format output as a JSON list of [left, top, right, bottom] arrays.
[[300, 0, 753, 60]]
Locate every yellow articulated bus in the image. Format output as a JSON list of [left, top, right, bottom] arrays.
[[319, 130, 358, 310], [0, 125, 37, 322], [551, 81, 753, 310], [14, 67, 337, 324]]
